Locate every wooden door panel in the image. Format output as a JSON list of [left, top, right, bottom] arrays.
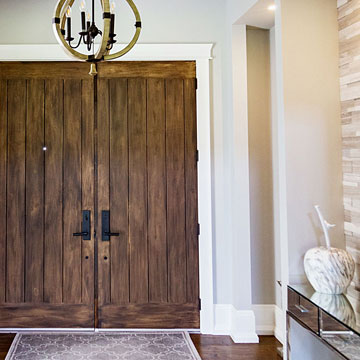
[[0, 304, 93, 328], [7, 80, 26, 303], [63, 79, 82, 304], [0, 70, 95, 328], [128, 78, 148, 304], [109, 78, 129, 304], [0, 80, 6, 303], [25, 80, 45, 303], [184, 79, 200, 303], [81, 79, 95, 305], [147, 78, 167, 303], [99, 303, 200, 329], [97, 78, 111, 306], [97, 72, 199, 329], [44, 79, 64, 304], [166, 79, 187, 304]]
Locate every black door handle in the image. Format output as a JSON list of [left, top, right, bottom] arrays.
[[73, 232, 89, 237], [102, 210, 119, 241], [104, 232, 120, 237], [73, 210, 91, 240]]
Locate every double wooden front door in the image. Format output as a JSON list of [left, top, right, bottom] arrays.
[[0, 62, 199, 329]]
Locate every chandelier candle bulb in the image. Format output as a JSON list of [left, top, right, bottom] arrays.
[[80, 1, 86, 31], [81, 12, 86, 31], [66, 7, 72, 41], [66, 17, 71, 40], [80, 1, 87, 11], [110, 1, 116, 36], [86, 12, 91, 32], [110, 14, 115, 36], [111, 1, 116, 14]]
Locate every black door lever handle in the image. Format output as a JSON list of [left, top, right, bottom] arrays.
[[102, 210, 120, 241], [73, 210, 91, 240], [104, 232, 120, 237], [73, 232, 89, 237]]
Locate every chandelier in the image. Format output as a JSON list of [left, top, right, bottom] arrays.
[[52, 0, 142, 75]]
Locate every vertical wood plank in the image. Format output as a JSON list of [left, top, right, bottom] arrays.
[[0, 80, 7, 303], [109, 79, 129, 304], [63, 79, 82, 304], [81, 79, 94, 305], [147, 79, 167, 302], [44, 79, 63, 303], [25, 80, 45, 303], [184, 79, 199, 303], [128, 78, 148, 303], [166, 79, 187, 303], [97, 79, 111, 305], [6, 80, 26, 303]]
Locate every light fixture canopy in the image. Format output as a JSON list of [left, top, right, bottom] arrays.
[[52, 0, 142, 75]]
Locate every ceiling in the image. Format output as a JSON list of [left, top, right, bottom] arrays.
[[235, 0, 275, 29]]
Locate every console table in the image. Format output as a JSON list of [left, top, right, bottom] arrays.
[[288, 284, 360, 360]]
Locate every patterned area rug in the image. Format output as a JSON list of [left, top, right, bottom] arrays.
[[6, 332, 201, 360]]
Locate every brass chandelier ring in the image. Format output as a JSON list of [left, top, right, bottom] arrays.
[[52, 0, 141, 63]]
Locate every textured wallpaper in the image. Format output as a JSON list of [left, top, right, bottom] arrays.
[[338, 0, 360, 301]]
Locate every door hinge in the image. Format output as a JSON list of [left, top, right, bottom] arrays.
[[196, 150, 199, 162], [195, 78, 198, 90], [197, 224, 200, 236], [198, 298, 202, 311]]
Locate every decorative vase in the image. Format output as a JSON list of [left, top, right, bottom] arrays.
[[303, 206, 355, 295], [304, 246, 355, 294]]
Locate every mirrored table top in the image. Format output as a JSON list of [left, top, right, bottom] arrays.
[[289, 283, 360, 336]]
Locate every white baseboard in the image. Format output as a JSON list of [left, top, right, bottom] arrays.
[[252, 305, 276, 335], [274, 305, 284, 344], [214, 304, 232, 335], [251, 304, 284, 344], [213, 305, 259, 343]]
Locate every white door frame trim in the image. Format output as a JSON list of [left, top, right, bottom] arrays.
[[0, 44, 213, 61], [0, 43, 215, 334]]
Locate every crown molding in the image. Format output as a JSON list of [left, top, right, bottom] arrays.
[[0, 43, 213, 61]]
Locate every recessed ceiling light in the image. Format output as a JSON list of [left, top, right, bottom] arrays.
[[268, 4, 276, 11]]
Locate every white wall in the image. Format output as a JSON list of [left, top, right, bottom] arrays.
[[223, 0, 263, 314], [247, 27, 275, 305], [0, 0, 225, 44], [270, 26, 282, 307], [226, 0, 258, 25], [279, 0, 344, 280], [230, 24, 253, 312]]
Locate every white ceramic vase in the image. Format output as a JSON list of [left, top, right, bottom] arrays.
[[304, 246, 355, 295], [304, 206, 355, 295]]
